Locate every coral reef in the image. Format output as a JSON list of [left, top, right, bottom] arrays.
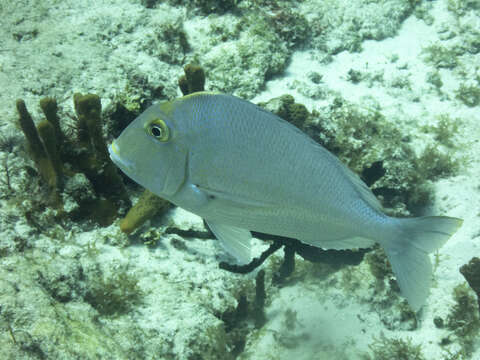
[[253, 269, 266, 328], [216, 268, 271, 356], [460, 257, 480, 311], [16, 99, 60, 204], [178, 63, 206, 95], [307, 0, 418, 57], [220, 231, 367, 276], [15, 95, 130, 225], [258, 94, 310, 129], [1, 0, 477, 358], [84, 269, 143, 316], [117, 63, 206, 235], [422, 44, 459, 69], [363, 334, 425, 360], [258, 94, 461, 215], [0, 130, 22, 196], [365, 247, 394, 291], [193, 4, 296, 98], [144, 0, 239, 14], [455, 83, 480, 107], [247, 1, 309, 51], [142, 9, 190, 65], [120, 190, 171, 234], [272, 245, 296, 285], [446, 283, 480, 355], [447, 0, 480, 17], [73, 94, 129, 205]]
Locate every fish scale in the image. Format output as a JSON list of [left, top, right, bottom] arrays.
[[187, 94, 375, 232], [110, 92, 463, 312]]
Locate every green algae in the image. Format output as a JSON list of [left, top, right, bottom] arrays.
[[460, 257, 480, 311], [363, 334, 425, 360], [0, 131, 23, 196], [365, 247, 393, 291], [85, 270, 143, 317], [455, 83, 480, 107], [446, 283, 480, 356], [447, 0, 480, 17], [150, 0, 239, 14], [422, 44, 459, 69]]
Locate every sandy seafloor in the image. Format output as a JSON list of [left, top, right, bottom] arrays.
[[0, 0, 479, 359]]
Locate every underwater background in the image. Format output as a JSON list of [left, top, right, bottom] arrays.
[[0, 0, 479, 359]]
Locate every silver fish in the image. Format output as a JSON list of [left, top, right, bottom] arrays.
[[109, 92, 462, 311]]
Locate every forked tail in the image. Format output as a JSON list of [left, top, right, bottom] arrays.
[[381, 216, 463, 311]]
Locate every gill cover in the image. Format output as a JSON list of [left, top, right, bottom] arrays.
[[111, 101, 188, 198]]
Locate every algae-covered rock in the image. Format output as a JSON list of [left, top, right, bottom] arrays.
[[455, 83, 480, 107], [193, 3, 305, 99], [0, 253, 129, 359], [84, 268, 143, 316], [244, 2, 310, 51], [422, 44, 459, 69], [63, 173, 96, 215], [140, 7, 189, 65], [143, 0, 239, 14], [460, 257, 480, 310], [364, 333, 426, 360], [258, 94, 310, 129], [36, 261, 85, 303], [307, 0, 417, 56], [446, 283, 480, 355], [201, 21, 289, 98], [315, 98, 463, 213], [168, 0, 238, 14]]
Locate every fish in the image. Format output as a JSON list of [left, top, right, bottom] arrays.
[[109, 92, 463, 311]]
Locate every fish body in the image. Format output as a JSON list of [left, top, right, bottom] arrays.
[[109, 92, 462, 311]]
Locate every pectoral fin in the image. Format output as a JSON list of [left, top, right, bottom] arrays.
[[206, 220, 252, 264]]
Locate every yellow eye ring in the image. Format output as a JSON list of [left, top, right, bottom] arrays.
[[147, 119, 170, 142]]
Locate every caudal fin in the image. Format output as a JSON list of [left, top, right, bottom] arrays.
[[382, 216, 463, 312]]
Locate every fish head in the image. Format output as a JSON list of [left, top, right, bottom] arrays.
[[109, 100, 188, 197]]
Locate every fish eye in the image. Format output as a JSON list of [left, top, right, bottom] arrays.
[[151, 125, 163, 137], [147, 119, 170, 142]]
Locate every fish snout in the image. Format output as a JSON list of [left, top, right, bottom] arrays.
[[108, 141, 135, 173]]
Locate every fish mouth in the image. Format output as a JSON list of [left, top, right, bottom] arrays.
[[108, 141, 135, 173]]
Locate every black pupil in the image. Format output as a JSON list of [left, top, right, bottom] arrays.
[[151, 126, 162, 137]]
